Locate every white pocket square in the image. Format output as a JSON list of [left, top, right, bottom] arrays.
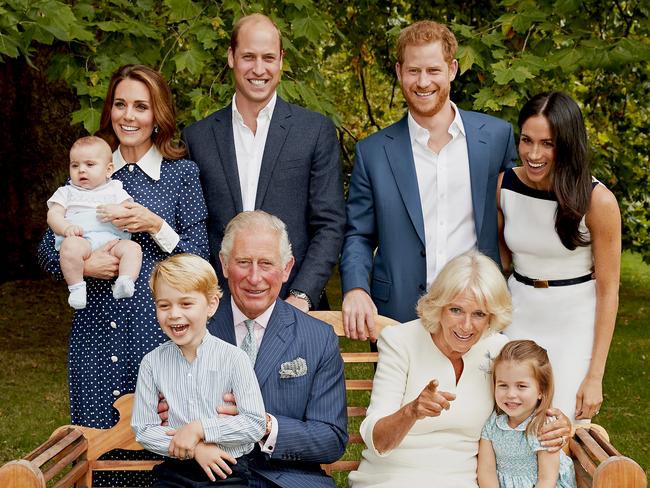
[[279, 357, 307, 378]]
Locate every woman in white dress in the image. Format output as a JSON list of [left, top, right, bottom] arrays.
[[497, 92, 621, 422], [348, 253, 571, 488]]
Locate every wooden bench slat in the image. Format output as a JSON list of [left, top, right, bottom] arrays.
[[91, 459, 163, 471], [50, 460, 88, 488], [570, 439, 597, 477], [575, 428, 610, 463], [24, 427, 82, 464], [42, 439, 88, 483], [590, 428, 620, 457], [341, 352, 378, 363], [347, 406, 367, 417], [30, 429, 85, 469], [345, 379, 373, 390]]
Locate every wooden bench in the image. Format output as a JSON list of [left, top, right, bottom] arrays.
[[0, 312, 646, 487]]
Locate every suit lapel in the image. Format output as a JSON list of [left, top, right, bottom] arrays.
[[461, 110, 489, 239], [211, 105, 243, 213], [255, 97, 291, 208], [254, 299, 295, 388], [385, 116, 425, 245], [210, 300, 237, 346]]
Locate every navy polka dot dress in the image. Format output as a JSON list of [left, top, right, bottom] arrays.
[[38, 158, 208, 427]]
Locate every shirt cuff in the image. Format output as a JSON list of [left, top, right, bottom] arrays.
[[151, 220, 179, 253], [259, 414, 278, 454], [200, 418, 220, 444]]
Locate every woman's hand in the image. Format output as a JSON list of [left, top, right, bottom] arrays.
[[83, 241, 120, 279], [409, 379, 456, 420], [97, 202, 163, 235], [575, 376, 603, 420], [538, 408, 572, 453]]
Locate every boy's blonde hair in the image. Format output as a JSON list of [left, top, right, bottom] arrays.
[[150, 254, 222, 300], [493, 340, 555, 438]]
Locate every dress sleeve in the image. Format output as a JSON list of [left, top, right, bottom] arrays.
[[38, 229, 63, 280], [358, 326, 410, 457], [481, 411, 498, 440], [169, 161, 209, 259], [527, 431, 545, 452], [46, 186, 68, 209]]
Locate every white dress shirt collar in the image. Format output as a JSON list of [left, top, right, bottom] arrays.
[[231, 296, 276, 330], [232, 92, 277, 126], [407, 101, 466, 150], [113, 144, 163, 181]]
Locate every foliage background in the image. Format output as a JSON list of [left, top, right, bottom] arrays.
[[0, 0, 648, 281]]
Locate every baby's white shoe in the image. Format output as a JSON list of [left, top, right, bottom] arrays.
[[112, 275, 135, 299]]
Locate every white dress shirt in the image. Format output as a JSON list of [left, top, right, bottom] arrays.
[[231, 297, 279, 454], [408, 102, 477, 287], [113, 145, 180, 253], [232, 93, 277, 211]]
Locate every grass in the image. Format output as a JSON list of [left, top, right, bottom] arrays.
[[0, 254, 648, 484]]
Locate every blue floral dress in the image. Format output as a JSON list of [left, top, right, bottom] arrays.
[[481, 411, 576, 488], [39, 157, 208, 427]]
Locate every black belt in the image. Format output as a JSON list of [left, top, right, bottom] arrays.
[[513, 270, 594, 288]]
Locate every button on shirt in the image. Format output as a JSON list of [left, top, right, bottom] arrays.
[[232, 93, 277, 212], [408, 103, 477, 288]]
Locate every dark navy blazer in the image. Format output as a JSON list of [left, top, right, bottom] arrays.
[[182, 97, 345, 306], [340, 110, 517, 323], [209, 299, 348, 488]]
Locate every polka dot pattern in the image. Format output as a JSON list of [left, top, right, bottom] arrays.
[[38, 158, 209, 428]]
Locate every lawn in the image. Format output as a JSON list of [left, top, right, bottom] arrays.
[[0, 253, 648, 483]]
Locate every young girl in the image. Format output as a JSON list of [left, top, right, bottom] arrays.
[[478, 340, 577, 488]]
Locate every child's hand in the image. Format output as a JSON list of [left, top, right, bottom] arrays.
[[194, 442, 236, 482], [64, 224, 84, 237], [167, 420, 204, 459]]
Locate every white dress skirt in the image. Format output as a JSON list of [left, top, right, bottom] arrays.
[[500, 168, 596, 422]]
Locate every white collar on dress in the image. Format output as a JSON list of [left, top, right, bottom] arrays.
[[113, 145, 163, 181]]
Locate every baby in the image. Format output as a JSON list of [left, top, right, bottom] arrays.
[[47, 136, 142, 309]]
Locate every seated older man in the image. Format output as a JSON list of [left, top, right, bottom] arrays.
[[209, 210, 347, 487]]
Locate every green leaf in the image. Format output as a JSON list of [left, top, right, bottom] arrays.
[[0, 32, 21, 58], [457, 45, 479, 74], [292, 15, 328, 44], [164, 0, 202, 22], [71, 106, 101, 134], [172, 45, 209, 75]]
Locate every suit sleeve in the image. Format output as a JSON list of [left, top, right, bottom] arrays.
[[502, 123, 517, 171], [339, 142, 376, 294], [271, 328, 348, 463], [288, 116, 345, 305]]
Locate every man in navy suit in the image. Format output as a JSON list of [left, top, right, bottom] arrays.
[[209, 210, 347, 488], [340, 20, 517, 340], [182, 13, 345, 312]]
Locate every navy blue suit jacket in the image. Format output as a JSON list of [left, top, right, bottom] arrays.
[[208, 299, 348, 488], [182, 97, 345, 306], [340, 110, 517, 323]]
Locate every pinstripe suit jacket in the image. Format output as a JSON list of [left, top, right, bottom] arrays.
[[209, 298, 348, 488]]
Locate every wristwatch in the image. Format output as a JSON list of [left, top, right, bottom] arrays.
[[289, 289, 312, 310]]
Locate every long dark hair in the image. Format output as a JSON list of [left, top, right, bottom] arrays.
[[518, 92, 592, 249], [97, 64, 186, 160]]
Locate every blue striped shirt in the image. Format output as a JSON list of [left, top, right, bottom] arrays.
[[132, 331, 266, 458]]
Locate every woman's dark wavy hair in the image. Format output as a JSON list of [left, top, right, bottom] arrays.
[[518, 92, 592, 250], [97, 64, 186, 160]]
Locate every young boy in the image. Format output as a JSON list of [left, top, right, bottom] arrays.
[[46, 136, 142, 309], [132, 253, 265, 487]]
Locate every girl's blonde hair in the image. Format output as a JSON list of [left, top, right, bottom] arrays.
[[493, 340, 555, 437]]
